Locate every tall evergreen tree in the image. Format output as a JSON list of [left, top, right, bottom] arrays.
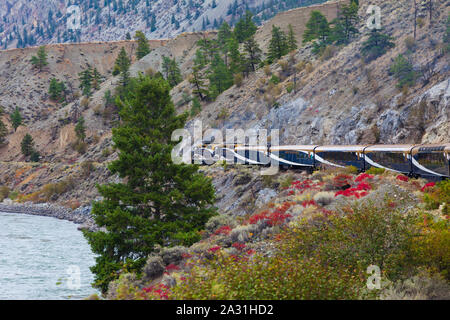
[[303, 11, 331, 44], [21, 133, 34, 157], [360, 29, 395, 62], [189, 62, 208, 101], [75, 116, 86, 142], [162, 56, 182, 87], [92, 68, 102, 90], [135, 30, 151, 60], [10, 107, 22, 132], [79, 68, 93, 97], [31, 46, 48, 71], [218, 21, 232, 49], [227, 37, 242, 74], [268, 25, 289, 63], [287, 24, 298, 51], [114, 47, 131, 88], [83, 75, 216, 293], [331, 2, 359, 45], [208, 54, 234, 99], [234, 11, 257, 43], [0, 107, 7, 145], [49, 78, 66, 102], [242, 36, 262, 74]]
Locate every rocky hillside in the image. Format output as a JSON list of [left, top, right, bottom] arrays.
[[0, 0, 327, 49], [183, 0, 449, 145], [0, 0, 448, 212]]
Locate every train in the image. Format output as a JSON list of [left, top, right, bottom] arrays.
[[191, 143, 450, 180]]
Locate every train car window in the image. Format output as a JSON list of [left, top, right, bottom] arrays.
[[415, 152, 448, 175], [368, 152, 410, 172]]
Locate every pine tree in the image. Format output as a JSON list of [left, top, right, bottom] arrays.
[[10, 107, 22, 132], [162, 56, 182, 87], [21, 133, 34, 157], [189, 63, 208, 101], [208, 54, 233, 99], [444, 15, 450, 53], [389, 54, 417, 89], [218, 21, 232, 49], [287, 24, 298, 51], [303, 11, 331, 44], [92, 68, 102, 90], [331, 2, 359, 45], [190, 96, 202, 117], [227, 37, 242, 74], [31, 46, 48, 71], [79, 68, 93, 97], [0, 107, 7, 145], [268, 25, 289, 63], [49, 78, 66, 102], [75, 116, 86, 142], [234, 11, 257, 43], [135, 30, 151, 60], [360, 29, 395, 62], [114, 47, 131, 88], [242, 36, 262, 74], [83, 75, 216, 293]]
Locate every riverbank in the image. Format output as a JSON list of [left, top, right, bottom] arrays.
[[0, 201, 98, 231]]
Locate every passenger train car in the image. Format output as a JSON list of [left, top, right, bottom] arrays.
[[192, 143, 450, 180]]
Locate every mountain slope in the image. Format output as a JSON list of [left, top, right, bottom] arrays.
[[0, 0, 327, 49]]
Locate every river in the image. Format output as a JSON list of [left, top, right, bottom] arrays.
[[0, 211, 99, 300]]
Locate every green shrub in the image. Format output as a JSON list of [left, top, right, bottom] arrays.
[[366, 167, 385, 175], [411, 216, 450, 280], [8, 191, 19, 200], [172, 202, 427, 300], [217, 108, 229, 120], [171, 251, 365, 300], [286, 82, 294, 93], [389, 54, 417, 89], [285, 203, 422, 283], [269, 74, 280, 84], [345, 165, 359, 174], [234, 74, 243, 87], [72, 141, 88, 154], [102, 147, 112, 158], [81, 161, 95, 177], [423, 180, 450, 215], [0, 186, 10, 201], [404, 36, 416, 52], [279, 174, 293, 190], [41, 177, 76, 201]]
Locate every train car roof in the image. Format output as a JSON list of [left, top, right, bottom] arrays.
[[271, 145, 318, 152], [315, 145, 369, 152], [365, 144, 418, 152], [235, 145, 267, 151]]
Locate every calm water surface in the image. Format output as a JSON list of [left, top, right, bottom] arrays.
[[0, 211, 98, 300]]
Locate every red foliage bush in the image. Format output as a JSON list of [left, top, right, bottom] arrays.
[[290, 179, 323, 193], [248, 202, 294, 226], [421, 182, 436, 192], [214, 225, 232, 236], [209, 246, 221, 253], [355, 173, 374, 182], [301, 200, 317, 208], [142, 284, 170, 300], [335, 182, 372, 199], [165, 264, 180, 272], [396, 175, 409, 182], [232, 243, 247, 251], [333, 174, 353, 188]]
